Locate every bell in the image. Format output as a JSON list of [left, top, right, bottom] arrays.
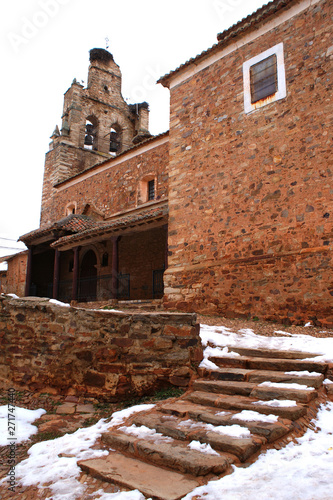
[[84, 134, 93, 146], [86, 124, 94, 134], [110, 140, 119, 152]]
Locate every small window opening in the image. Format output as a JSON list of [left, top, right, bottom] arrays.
[[66, 203, 77, 216], [250, 54, 278, 104], [148, 179, 155, 201]]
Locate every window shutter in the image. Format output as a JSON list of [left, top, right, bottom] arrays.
[[250, 54, 278, 103]]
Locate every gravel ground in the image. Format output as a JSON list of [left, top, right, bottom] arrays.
[[197, 314, 333, 338]]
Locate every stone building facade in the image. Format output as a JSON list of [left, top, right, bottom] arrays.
[[21, 48, 168, 303], [20, 0, 332, 325], [0, 252, 27, 297]]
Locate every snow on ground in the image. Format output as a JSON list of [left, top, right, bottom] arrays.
[[183, 401, 333, 500], [285, 370, 322, 376], [188, 441, 219, 456], [180, 418, 251, 438], [199, 323, 333, 364], [49, 299, 71, 308], [258, 381, 314, 390], [119, 424, 173, 443], [255, 399, 298, 407], [231, 410, 278, 423], [1, 324, 332, 499], [0, 407, 46, 445], [0, 405, 154, 500]]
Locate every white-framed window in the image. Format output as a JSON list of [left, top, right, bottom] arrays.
[[243, 42, 286, 114]]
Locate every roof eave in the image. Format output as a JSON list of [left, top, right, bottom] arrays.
[[158, 0, 296, 88]]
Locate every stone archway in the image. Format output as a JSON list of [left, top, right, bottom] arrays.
[[79, 249, 97, 301]]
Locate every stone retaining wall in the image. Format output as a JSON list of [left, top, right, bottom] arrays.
[[0, 296, 202, 400]]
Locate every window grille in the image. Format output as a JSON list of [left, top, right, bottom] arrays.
[[148, 179, 155, 200]]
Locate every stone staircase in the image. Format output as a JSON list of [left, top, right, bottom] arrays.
[[117, 299, 164, 311], [78, 345, 330, 500]]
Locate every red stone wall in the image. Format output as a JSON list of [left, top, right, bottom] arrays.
[[0, 296, 202, 400], [119, 226, 167, 300], [41, 139, 169, 226], [40, 143, 107, 227], [164, 0, 333, 326], [1, 253, 27, 297]]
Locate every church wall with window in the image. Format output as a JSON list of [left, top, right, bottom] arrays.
[[41, 136, 168, 225], [162, 0, 332, 325]]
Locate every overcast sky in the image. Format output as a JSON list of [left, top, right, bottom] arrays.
[[1, 0, 268, 240]]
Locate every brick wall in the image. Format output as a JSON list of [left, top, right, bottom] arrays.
[[0, 296, 202, 400], [164, 0, 333, 326]]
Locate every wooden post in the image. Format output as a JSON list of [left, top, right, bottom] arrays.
[[164, 224, 168, 270], [53, 249, 60, 299], [72, 246, 80, 301], [111, 236, 119, 300], [24, 246, 33, 296]]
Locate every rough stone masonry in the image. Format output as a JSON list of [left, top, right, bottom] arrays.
[[0, 296, 202, 399]]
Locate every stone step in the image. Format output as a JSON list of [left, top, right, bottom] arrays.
[[78, 451, 200, 500], [102, 428, 233, 475], [250, 383, 317, 403], [198, 366, 250, 381], [193, 379, 255, 397], [209, 355, 327, 374], [158, 401, 292, 442], [198, 367, 324, 388], [222, 347, 320, 360], [193, 379, 318, 403], [247, 369, 324, 389], [186, 391, 306, 420], [131, 412, 261, 462]]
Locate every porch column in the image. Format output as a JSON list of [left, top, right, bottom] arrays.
[[24, 246, 33, 296], [53, 249, 60, 300], [111, 236, 119, 299], [72, 246, 80, 301]]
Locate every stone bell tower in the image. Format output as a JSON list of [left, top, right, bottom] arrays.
[[40, 48, 151, 227]]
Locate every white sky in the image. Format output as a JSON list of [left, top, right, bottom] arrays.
[[1, 0, 268, 239]]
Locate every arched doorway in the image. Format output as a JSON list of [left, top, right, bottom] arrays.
[[79, 249, 97, 301]]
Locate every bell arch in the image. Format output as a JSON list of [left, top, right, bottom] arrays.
[[84, 115, 98, 150], [109, 122, 122, 155]]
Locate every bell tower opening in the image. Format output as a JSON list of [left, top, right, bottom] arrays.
[[84, 116, 98, 150], [109, 124, 122, 156]]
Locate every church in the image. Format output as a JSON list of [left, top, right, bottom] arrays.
[[20, 0, 333, 326]]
